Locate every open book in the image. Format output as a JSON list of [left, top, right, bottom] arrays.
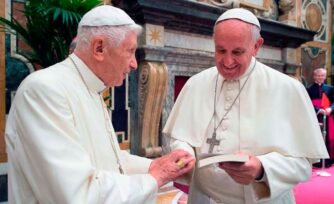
[[197, 153, 249, 168]]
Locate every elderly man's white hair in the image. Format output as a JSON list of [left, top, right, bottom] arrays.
[[75, 5, 142, 51], [313, 68, 327, 74]]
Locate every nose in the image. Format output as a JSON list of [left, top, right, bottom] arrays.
[[222, 54, 234, 67], [130, 55, 138, 70]]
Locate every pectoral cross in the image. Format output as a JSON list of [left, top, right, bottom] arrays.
[[206, 131, 220, 153]]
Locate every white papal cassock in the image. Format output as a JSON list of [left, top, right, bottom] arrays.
[[6, 54, 157, 204], [163, 57, 328, 204]]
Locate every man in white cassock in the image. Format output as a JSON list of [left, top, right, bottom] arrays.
[[5, 5, 195, 204], [163, 8, 328, 204]]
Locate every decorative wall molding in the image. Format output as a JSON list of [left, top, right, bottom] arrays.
[[279, 0, 295, 14], [301, 45, 328, 85], [278, 0, 296, 26], [303, 46, 327, 59], [135, 61, 168, 157], [198, 0, 239, 8], [301, 0, 328, 42], [125, 0, 316, 48]]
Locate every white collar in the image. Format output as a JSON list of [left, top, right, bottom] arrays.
[[69, 53, 106, 94]]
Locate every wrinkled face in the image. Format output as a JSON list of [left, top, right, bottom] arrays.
[[313, 71, 326, 84], [213, 20, 262, 80], [101, 31, 138, 87]]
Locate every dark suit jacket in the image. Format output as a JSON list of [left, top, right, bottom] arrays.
[[307, 83, 334, 112]]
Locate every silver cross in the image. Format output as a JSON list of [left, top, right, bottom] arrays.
[[206, 131, 220, 153]]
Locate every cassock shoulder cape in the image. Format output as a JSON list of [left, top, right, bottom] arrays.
[[164, 59, 328, 160], [6, 54, 157, 204]]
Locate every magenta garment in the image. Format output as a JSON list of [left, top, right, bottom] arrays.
[[312, 99, 334, 158]]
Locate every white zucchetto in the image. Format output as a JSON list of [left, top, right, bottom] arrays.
[[78, 5, 136, 27], [215, 8, 261, 30]]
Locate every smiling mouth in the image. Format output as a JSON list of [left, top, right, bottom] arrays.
[[223, 63, 239, 70], [223, 67, 237, 72]]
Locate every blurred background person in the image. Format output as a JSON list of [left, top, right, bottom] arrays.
[[307, 68, 334, 168]]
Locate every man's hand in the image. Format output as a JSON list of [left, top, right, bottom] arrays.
[[219, 155, 263, 185], [149, 149, 195, 187], [318, 108, 332, 116], [325, 107, 332, 116]]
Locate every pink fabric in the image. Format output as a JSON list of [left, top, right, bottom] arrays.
[[312, 99, 334, 158], [312, 99, 321, 107], [328, 118, 334, 158], [173, 182, 189, 194], [174, 167, 334, 204], [293, 166, 334, 204]]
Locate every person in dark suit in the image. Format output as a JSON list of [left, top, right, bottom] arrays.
[[307, 68, 334, 167]]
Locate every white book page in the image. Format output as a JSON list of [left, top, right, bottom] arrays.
[[197, 153, 249, 168]]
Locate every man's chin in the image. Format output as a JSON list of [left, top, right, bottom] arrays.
[[114, 82, 124, 87], [220, 73, 239, 80], [218, 69, 240, 80]]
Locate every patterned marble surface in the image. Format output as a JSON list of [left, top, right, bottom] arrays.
[[157, 183, 187, 204]]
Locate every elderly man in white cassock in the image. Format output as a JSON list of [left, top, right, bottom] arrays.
[[163, 8, 328, 204], [5, 5, 195, 204]]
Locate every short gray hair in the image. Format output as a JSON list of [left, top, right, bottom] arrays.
[[75, 24, 142, 51], [314, 68, 326, 75], [250, 24, 261, 42]]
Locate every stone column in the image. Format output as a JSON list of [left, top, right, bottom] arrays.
[[0, 0, 6, 162], [130, 24, 168, 157], [282, 48, 298, 73]]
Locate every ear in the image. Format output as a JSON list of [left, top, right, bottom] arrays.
[[91, 36, 105, 61], [253, 37, 264, 56]]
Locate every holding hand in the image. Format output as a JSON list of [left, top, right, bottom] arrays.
[[149, 149, 195, 187], [318, 108, 332, 116], [219, 154, 263, 185], [318, 109, 326, 115], [325, 107, 332, 116]]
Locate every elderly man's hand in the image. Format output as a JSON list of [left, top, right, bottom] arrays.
[[149, 149, 195, 187], [219, 155, 263, 185], [325, 107, 332, 116], [318, 109, 326, 115]]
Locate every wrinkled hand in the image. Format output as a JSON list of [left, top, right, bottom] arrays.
[[219, 155, 263, 185], [318, 108, 332, 116], [318, 109, 326, 115], [325, 107, 332, 116], [149, 149, 195, 187]]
